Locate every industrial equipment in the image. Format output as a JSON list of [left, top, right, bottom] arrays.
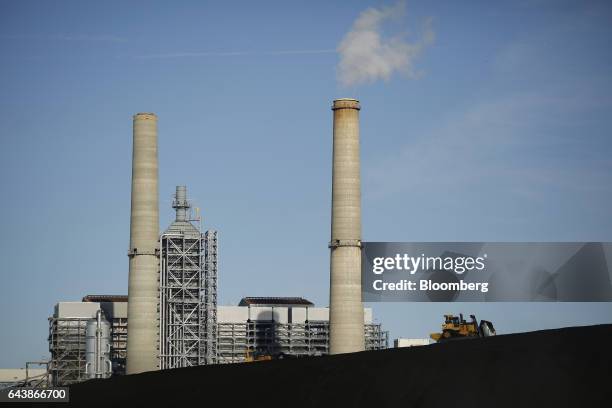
[[430, 314, 496, 342], [85, 310, 112, 379], [158, 186, 218, 369], [244, 349, 300, 362], [244, 349, 274, 363], [217, 298, 387, 363]]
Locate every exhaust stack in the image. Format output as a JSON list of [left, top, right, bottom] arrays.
[[126, 112, 160, 374], [173, 185, 189, 222], [329, 98, 365, 354]]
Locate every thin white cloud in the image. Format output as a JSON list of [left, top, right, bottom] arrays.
[[364, 91, 612, 202], [0, 34, 127, 42], [135, 49, 336, 59], [337, 1, 434, 87]]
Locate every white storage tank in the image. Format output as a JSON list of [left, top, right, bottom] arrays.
[[85, 310, 112, 379]]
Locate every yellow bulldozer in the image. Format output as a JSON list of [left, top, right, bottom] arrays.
[[430, 314, 496, 343], [245, 349, 273, 362], [244, 348, 297, 362]]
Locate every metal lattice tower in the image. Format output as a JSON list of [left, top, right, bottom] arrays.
[[203, 230, 218, 364], [159, 186, 217, 369]]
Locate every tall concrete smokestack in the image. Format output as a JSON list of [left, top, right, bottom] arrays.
[[329, 98, 365, 354], [127, 113, 159, 374]]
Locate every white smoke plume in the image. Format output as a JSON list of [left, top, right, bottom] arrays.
[[337, 1, 434, 87]]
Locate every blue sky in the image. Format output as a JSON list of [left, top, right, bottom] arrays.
[[1, 0, 611, 366]]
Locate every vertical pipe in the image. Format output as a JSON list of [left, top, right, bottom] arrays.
[[173, 185, 189, 222], [96, 310, 101, 378], [127, 113, 159, 374], [159, 234, 164, 369], [329, 98, 365, 354]]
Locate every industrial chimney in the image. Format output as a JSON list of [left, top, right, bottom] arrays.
[[127, 113, 160, 374], [173, 185, 189, 222], [329, 98, 365, 354]]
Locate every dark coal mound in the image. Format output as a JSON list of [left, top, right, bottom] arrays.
[[69, 324, 612, 407]]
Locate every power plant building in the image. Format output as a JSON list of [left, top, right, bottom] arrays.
[[48, 183, 219, 384], [48, 295, 387, 385], [217, 297, 387, 363], [48, 296, 128, 386], [45, 104, 388, 386]]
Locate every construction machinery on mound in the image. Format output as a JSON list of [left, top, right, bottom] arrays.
[[245, 349, 273, 362], [430, 314, 496, 343], [244, 348, 299, 363]]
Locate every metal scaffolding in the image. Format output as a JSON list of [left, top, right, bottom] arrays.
[[48, 314, 127, 386], [159, 232, 204, 369], [203, 230, 218, 364], [48, 318, 87, 386], [217, 321, 387, 364], [109, 317, 127, 374], [158, 186, 218, 369]]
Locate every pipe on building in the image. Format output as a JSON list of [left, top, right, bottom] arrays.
[[126, 112, 160, 374], [329, 98, 365, 354]]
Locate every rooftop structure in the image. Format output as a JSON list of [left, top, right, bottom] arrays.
[[238, 297, 314, 307], [82, 295, 128, 303]]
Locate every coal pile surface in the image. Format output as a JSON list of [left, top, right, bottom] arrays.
[[68, 324, 612, 407]]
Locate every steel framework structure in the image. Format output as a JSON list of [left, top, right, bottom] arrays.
[[48, 318, 86, 386], [110, 317, 127, 374], [216, 321, 387, 364], [203, 230, 218, 364], [48, 317, 127, 386], [159, 228, 218, 369]]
